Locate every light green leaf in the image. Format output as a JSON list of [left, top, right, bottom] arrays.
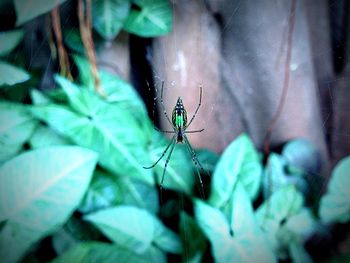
[[179, 212, 206, 263], [123, 0, 172, 37], [0, 101, 37, 145], [78, 170, 158, 214], [194, 199, 276, 263], [0, 146, 98, 263], [0, 143, 22, 165], [84, 206, 182, 254], [320, 156, 350, 223], [0, 60, 30, 86], [209, 134, 262, 207], [14, 0, 68, 25], [29, 125, 70, 149], [92, 0, 131, 39], [73, 56, 151, 132], [50, 242, 160, 263], [31, 77, 153, 185], [30, 89, 52, 105], [147, 131, 193, 194], [256, 185, 304, 255], [0, 29, 24, 56]]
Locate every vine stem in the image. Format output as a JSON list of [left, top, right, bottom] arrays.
[[51, 5, 72, 80], [263, 0, 297, 157], [77, 0, 103, 96]]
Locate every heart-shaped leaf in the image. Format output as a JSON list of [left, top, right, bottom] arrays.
[[0, 146, 98, 263], [123, 0, 172, 37], [31, 76, 153, 185], [319, 156, 350, 223], [209, 134, 262, 207], [92, 0, 131, 39]]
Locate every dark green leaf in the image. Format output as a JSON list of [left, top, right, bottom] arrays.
[[92, 0, 131, 39], [31, 77, 153, 185], [209, 134, 262, 207], [196, 148, 219, 173], [0, 143, 22, 165], [0, 29, 24, 56], [0, 146, 98, 263], [14, 0, 68, 25], [84, 206, 182, 254], [319, 156, 350, 223], [123, 0, 172, 37], [50, 242, 162, 263], [179, 212, 206, 263], [63, 29, 85, 54], [0, 60, 30, 86]]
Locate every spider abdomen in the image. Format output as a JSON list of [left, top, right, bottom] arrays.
[[172, 97, 187, 129]]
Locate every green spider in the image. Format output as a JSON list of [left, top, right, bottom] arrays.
[[144, 82, 205, 194]]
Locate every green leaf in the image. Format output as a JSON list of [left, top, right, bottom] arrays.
[[0, 143, 22, 165], [196, 148, 219, 173], [209, 134, 262, 207], [282, 138, 321, 174], [92, 0, 131, 39], [14, 0, 68, 25], [29, 125, 70, 149], [194, 199, 276, 263], [50, 242, 161, 263], [319, 156, 350, 223], [73, 56, 151, 129], [84, 206, 182, 254], [30, 89, 52, 105], [0, 146, 98, 263], [123, 0, 172, 37], [0, 60, 30, 86], [256, 185, 304, 255], [63, 28, 85, 54], [0, 101, 37, 146], [179, 212, 206, 263], [147, 131, 193, 194], [78, 170, 158, 214], [0, 29, 24, 56], [31, 76, 153, 185]]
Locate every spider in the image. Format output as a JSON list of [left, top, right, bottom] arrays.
[[144, 82, 205, 196]]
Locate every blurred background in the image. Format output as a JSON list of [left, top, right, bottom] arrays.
[[0, 0, 350, 262]]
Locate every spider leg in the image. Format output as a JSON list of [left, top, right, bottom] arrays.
[[183, 134, 205, 198], [160, 138, 177, 190], [143, 135, 176, 169], [154, 126, 175, 133], [160, 81, 173, 126], [185, 129, 204, 133], [186, 86, 202, 129]]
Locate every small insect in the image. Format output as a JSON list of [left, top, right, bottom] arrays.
[[143, 82, 205, 195]]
